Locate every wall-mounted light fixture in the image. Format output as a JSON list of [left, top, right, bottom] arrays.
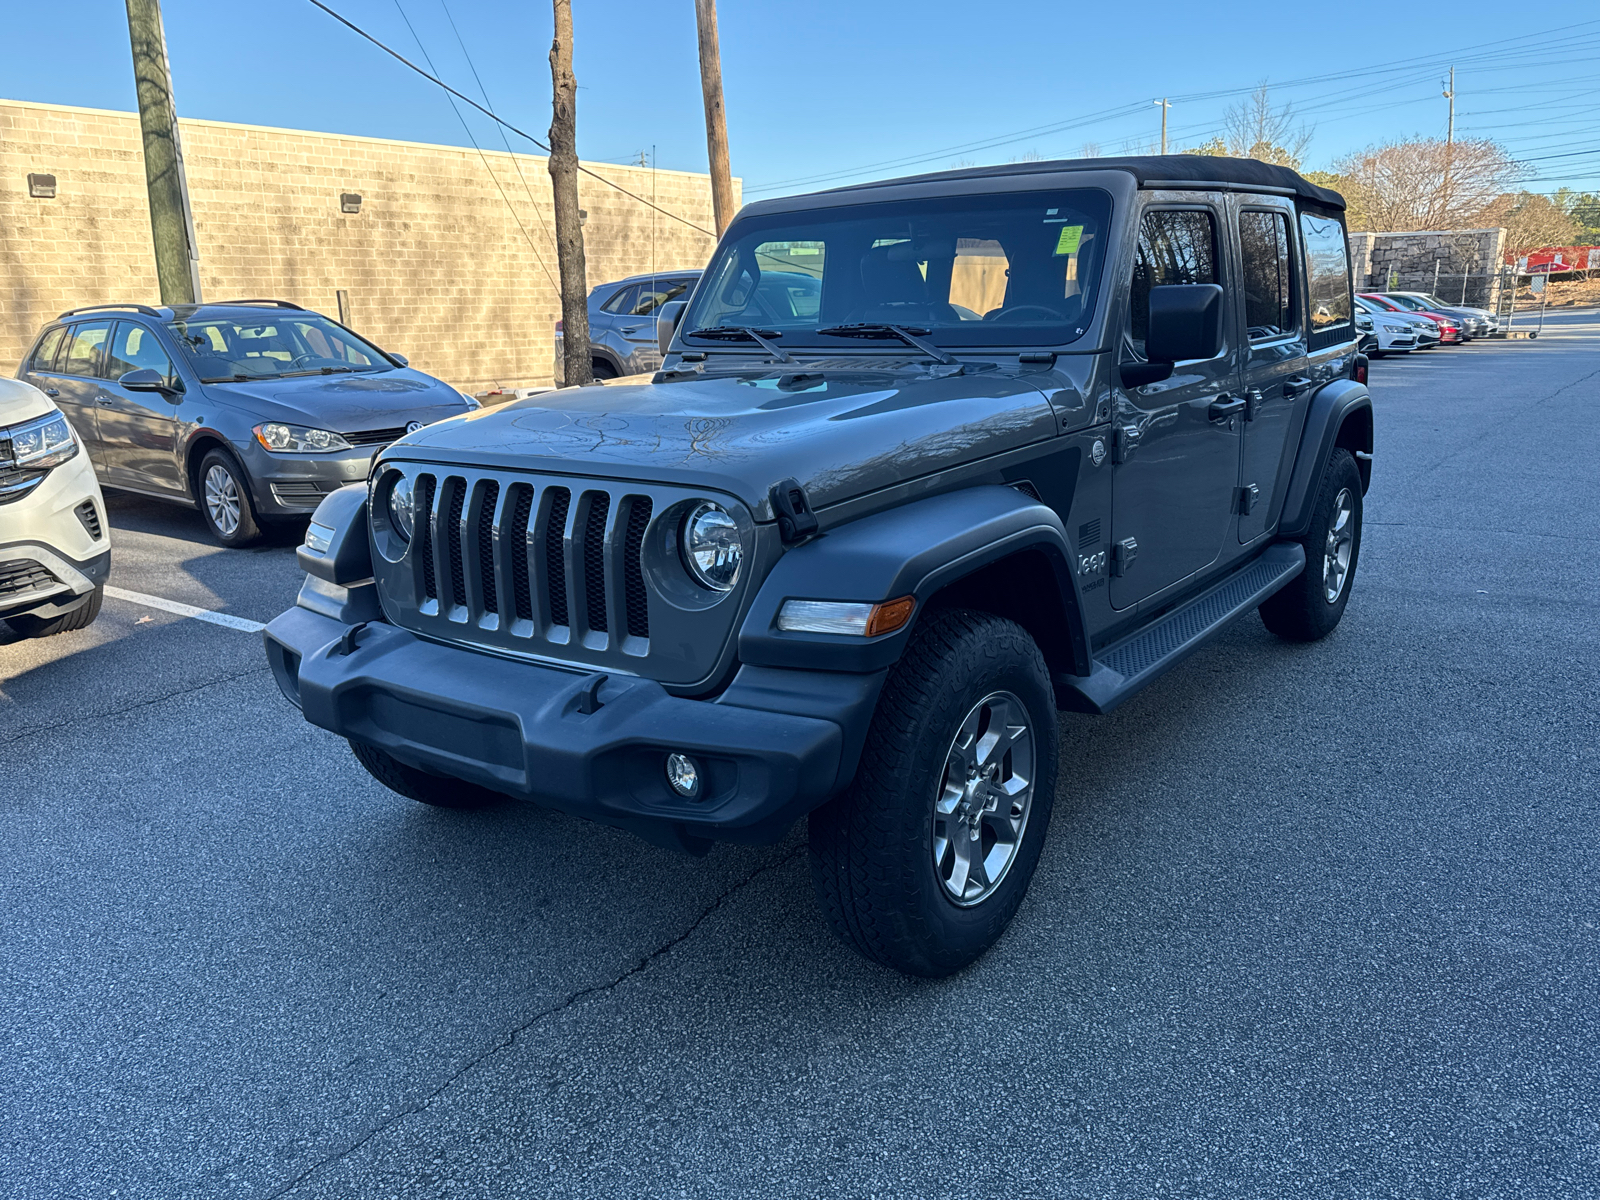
[[340, 192, 362, 214], [28, 173, 56, 199], [578, 208, 588, 227]]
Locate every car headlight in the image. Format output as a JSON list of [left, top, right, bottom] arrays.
[[253, 422, 353, 453], [387, 473, 415, 543], [3, 408, 78, 470], [681, 501, 741, 591]]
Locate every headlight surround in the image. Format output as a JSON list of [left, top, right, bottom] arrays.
[[680, 501, 742, 591], [4, 409, 78, 471], [253, 422, 354, 453], [387, 473, 415, 543]]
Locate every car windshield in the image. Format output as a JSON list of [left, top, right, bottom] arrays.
[[167, 313, 392, 382], [1384, 295, 1427, 311], [680, 189, 1112, 350]]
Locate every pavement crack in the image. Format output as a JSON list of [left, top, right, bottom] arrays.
[[0, 665, 270, 746], [263, 844, 805, 1198]]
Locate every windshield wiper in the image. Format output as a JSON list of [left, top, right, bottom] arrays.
[[201, 373, 267, 383], [815, 324, 956, 366], [278, 366, 355, 378], [686, 325, 792, 363]]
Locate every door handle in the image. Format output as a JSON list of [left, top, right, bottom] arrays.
[[620, 325, 644, 334], [1208, 396, 1247, 422], [43, 387, 59, 397], [1282, 375, 1313, 398], [95, 394, 114, 405]]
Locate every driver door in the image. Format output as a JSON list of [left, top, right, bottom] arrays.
[[96, 321, 186, 495]]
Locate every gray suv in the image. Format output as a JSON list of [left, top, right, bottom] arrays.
[[267, 155, 1372, 977], [17, 301, 475, 545], [554, 272, 701, 382]]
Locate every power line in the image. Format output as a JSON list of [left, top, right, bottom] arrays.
[[303, 0, 717, 238]]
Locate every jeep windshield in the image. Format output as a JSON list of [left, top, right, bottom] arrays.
[[167, 313, 396, 383], [681, 189, 1111, 351]]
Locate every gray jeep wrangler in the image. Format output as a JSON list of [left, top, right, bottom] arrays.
[[265, 155, 1371, 978]]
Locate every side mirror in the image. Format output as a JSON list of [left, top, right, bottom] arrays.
[[388, 352, 410, 368], [657, 300, 687, 356], [1146, 283, 1224, 364], [119, 368, 180, 395]]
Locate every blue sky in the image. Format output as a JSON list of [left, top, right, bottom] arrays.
[[9, 1, 1599, 200]]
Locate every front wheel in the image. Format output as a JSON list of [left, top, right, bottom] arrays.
[[197, 448, 263, 547], [5, 584, 103, 638], [1260, 447, 1363, 642], [808, 609, 1059, 977]]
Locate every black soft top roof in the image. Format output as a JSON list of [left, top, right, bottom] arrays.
[[813, 154, 1345, 212]]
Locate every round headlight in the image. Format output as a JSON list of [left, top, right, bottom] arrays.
[[388, 474, 414, 543], [681, 502, 741, 592]]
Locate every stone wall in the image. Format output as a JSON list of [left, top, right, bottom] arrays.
[[0, 99, 733, 390], [1348, 227, 1507, 308]]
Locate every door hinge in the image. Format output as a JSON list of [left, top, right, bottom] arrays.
[[1235, 484, 1260, 515], [1110, 536, 1138, 576], [1244, 388, 1263, 422], [1111, 424, 1141, 465]]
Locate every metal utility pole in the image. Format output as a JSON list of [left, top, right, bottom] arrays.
[[694, 0, 736, 235], [547, 0, 591, 386], [1441, 67, 1455, 212], [125, 0, 201, 305], [1153, 99, 1171, 155]]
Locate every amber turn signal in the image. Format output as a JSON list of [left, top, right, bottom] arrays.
[[865, 596, 915, 637]]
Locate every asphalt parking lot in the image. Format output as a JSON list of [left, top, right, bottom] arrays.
[[4, 310, 1599, 1199]]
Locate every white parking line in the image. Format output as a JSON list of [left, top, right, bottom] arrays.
[[105, 586, 267, 634]]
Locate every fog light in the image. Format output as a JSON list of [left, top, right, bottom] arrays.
[[666, 752, 701, 799]]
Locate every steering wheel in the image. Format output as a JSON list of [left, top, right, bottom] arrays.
[[985, 304, 1066, 323], [291, 354, 322, 368]]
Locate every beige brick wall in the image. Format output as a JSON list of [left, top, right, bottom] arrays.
[[0, 98, 733, 390]]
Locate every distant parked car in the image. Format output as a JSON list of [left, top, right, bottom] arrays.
[[16, 301, 476, 546], [1354, 296, 1424, 355], [0, 376, 110, 637], [1381, 291, 1496, 337], [1360, 293, 1465, 343], [554, 271, 702, 384]]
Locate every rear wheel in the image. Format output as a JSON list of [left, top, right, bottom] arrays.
[[808, 609, 1059, 977], [348, 739, 509, 811], [197, 448, 262, 547], [589, 359, 618, 381], [5, 584, 103, 638], [1260, 448, 1363, 642]]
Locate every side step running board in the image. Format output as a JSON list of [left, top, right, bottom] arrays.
[[1055, 542, 1306, 714]]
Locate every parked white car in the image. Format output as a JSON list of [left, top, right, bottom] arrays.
[[1354, 296, 1422, 356], [0, 376, 110, 636]]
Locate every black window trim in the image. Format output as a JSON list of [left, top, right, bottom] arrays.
[[1238, 204, 1301, 346], [27, 325, 70, 375], [1297, 204, 1357, 353]]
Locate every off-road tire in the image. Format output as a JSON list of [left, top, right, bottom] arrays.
[[808, 608, 1059, 978], [348, 739, 509, 811], [1260, 447, 1363, 642], [5, 584, 104, 638], [197, 447, 263, 547]]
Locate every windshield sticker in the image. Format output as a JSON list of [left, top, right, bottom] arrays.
[[1053, 225, 1083, 256]]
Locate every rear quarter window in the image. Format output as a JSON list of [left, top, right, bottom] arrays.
[[28, 327, 67, 373], [1300, 210, 1353, 350]]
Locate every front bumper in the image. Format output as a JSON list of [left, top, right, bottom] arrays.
[[239, 442, 378, 516], [0, 444, 111, 620], [264, 604, 882, 846]]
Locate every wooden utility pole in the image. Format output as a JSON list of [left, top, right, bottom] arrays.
[[1441, 66, 1456, 213], [547, 0, 591, 386], [694, 0, 736, 235], [125, 0, 201, 304]]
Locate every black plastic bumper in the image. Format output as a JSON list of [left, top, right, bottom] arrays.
[[263, 605, 884, 847]]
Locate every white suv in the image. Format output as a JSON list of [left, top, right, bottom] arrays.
[[0, 376, 110, 637]]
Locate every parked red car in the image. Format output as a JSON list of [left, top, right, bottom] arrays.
[[1359, 293, 1465, 343]]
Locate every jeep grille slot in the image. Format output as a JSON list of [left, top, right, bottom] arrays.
[[544, 487, 571, 627], [444, 478, 468, 610], [623, 497, 652, 638], [581, 491, 611, 635], [415, 474, 437, 600], [507, 483, 535, 622], [476, 479, 500, 615]]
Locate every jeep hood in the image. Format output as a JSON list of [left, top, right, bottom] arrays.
[[389, 368, 1062, 516]]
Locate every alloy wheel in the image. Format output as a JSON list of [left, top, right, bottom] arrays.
[[1323, 487, 1354, 603], [932, 690, 1035, 907], [205, 464, 241, 538]]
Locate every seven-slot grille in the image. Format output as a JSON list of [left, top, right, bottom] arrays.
[[389, 469, 658, 655]]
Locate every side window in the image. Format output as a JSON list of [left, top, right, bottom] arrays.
[[107, 322, 175, 383], [1240, 210, 1295, 340], [600, 285, 638, 315], [1129, 209, 1218, 355], [630, 279, 691, 316], [1299, 210, 1352, 349], [61, 320, 113, 377], [29, 327, 67, 374]]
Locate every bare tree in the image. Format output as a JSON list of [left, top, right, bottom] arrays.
[[548, 0, 591, 386], [1336, 138, 1524, 231], [1496, 191, 1579, 252], [1223, 84, 1312, 168]]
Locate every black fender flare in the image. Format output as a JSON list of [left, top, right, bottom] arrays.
[[1278, 379, 1372, 539], [737, 485, 1093, 676]]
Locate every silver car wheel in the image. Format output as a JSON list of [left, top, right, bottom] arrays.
[[205, 464, 241, 538], [932, 690, 1035, 907], [1323, 487, 1354, 604]]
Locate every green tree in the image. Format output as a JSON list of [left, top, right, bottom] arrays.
[[1555, 189, 1600, 242]]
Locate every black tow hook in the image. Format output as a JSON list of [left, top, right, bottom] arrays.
[[336, 622, 370, 656], [575, 673, 608, 715]]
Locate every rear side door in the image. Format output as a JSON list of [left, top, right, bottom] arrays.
[[1233, 200, 1311, 544], [96, 320, 186, 495], [1110, 202, 1244, 610], [52, 321, 114, 472], [591, 284, 638, 370], [620, 277, 694, 373]]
